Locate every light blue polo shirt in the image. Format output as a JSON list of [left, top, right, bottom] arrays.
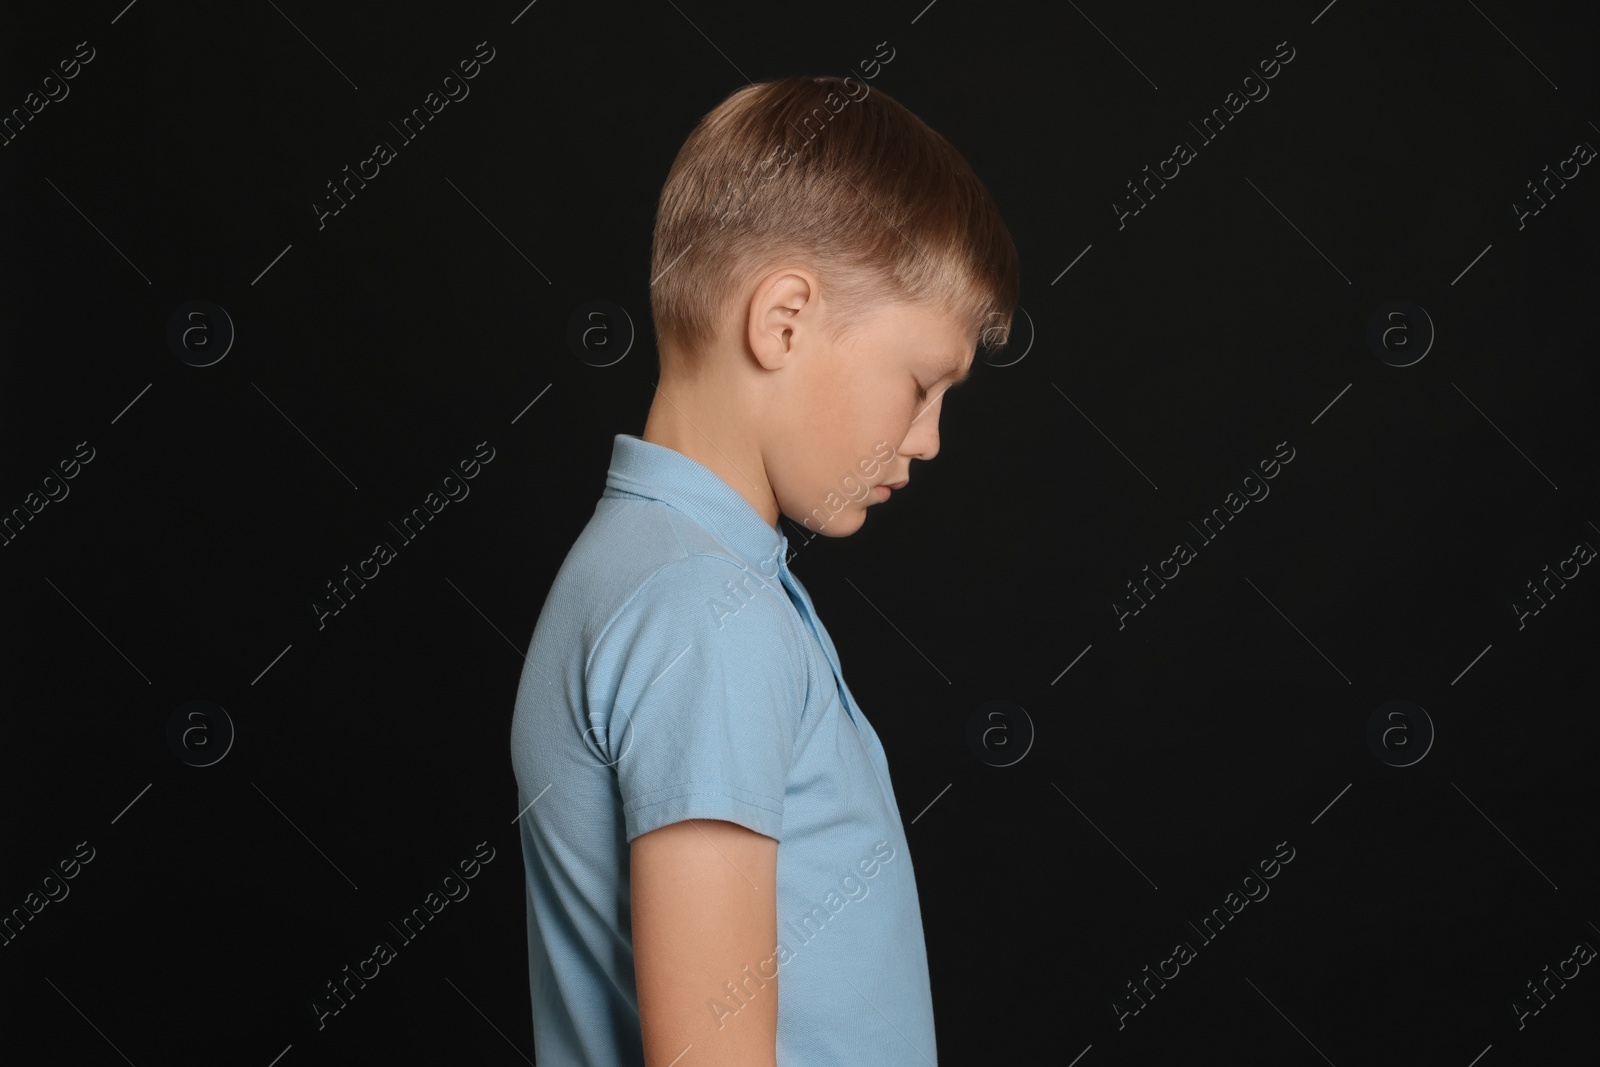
[[509, 433, 937, 1066]]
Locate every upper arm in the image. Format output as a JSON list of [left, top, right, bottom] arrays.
[[632, 818, 779, 1067]]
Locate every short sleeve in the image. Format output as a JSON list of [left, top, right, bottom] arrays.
[[590, 554, 804, 843]]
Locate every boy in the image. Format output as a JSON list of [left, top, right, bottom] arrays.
[[510, 74, 1018, 1066]]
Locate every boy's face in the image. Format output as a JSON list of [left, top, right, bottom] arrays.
[[768, 297, 975, 538]]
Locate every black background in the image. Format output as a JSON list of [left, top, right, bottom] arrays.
[[2, 1, 1597, 1064]]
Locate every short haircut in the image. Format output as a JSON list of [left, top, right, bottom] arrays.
[[649, 75, 1020, 379]]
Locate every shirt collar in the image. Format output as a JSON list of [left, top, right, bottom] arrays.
[[604, 434, 789, 581]]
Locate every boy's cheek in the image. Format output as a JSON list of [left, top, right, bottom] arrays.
[[839, 476, 870, 502]]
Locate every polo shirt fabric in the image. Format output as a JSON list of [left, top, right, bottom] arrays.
[[509, 432, 938, 1066]]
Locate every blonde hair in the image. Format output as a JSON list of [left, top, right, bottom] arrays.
[[649, 75, 1019, 378]]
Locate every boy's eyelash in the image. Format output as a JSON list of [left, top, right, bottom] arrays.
[[915, 381, 928, 401]]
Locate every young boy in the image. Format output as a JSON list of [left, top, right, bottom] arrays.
[[510, 74, 1018, 1066]]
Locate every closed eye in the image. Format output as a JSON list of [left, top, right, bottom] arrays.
[[915, 380, 929, 402]]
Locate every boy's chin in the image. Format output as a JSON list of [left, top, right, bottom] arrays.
[[792, 505, 869, 538]]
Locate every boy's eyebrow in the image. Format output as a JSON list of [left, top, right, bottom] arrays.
[[947, 352, 976, 388]]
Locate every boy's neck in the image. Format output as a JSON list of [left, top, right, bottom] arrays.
[[642, 391, 780, 530]]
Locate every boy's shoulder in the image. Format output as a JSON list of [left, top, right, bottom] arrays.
[[549, 491, 790, 646]]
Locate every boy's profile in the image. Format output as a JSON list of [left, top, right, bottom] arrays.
[[510, 74, 1018, 1066]]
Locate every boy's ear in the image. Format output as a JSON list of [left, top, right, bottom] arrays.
[[749, 269, 816, 371]]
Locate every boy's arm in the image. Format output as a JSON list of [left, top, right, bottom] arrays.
[[632, 818, 779, 1067]]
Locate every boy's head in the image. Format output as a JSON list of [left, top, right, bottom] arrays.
[[644, 75, 1019, 538]]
